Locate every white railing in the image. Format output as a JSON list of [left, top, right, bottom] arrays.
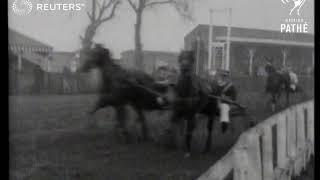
[[198, 100, 314, 180]]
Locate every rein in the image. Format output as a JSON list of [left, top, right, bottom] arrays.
[[124, 79, 246, 110]]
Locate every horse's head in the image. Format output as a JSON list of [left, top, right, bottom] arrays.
[[178, 50, 195, 74], [264, 57, 277, 75], [78, 44, 112, 73], [265, 63, 276, 75]]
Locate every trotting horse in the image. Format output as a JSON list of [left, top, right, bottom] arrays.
[[167, 50, 243, 156], [78, 44, 171, 142], [264, 60, 303, 111]]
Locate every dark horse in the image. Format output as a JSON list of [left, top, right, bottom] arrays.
[[78, 44, 171, 142], [168, 50, 236, 156], [264, 61, 303, 111]]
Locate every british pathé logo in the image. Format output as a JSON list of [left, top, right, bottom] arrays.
[[280, 0, 309, 33], [281, 0, 306, 16], [12, 0, 33, 16]]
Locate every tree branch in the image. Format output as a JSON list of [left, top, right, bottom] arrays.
[[145, 0, 173, 7], [127, 0, 138, 12], [100, 0, 121, 22], [97, 0, 112, 20], [92, 0, 96, 20], [87, 12, 95, 22], [96, 0, 102, 9]]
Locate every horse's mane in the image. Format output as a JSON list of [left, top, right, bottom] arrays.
[[95, 46, 155, 85], [94, 45, 122, 69]]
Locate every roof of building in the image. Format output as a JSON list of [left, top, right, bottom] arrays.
[[9, 28, 53, 50], [187, 24, 314, 44]]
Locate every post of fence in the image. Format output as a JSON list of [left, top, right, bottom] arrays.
[[233, 145, 249, 180], [277, 112, 288, 170], [197, 100, 313, 180], [243, 132, 262, 180], [307, 101, 314, 155], [285, 107, 297, 178], [296, 105, 306, 173], [261, 125, 274, 180]]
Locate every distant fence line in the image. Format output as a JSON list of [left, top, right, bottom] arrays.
[[9, 68, 314, 95], [197, 100, 314, 180], [9, 69, 98, 95]]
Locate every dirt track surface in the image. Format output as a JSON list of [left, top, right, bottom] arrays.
[[9, 92, 312, 180]]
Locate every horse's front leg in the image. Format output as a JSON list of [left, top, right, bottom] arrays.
[[185, 115, 196, 158], [86, 94, 114, 129], [132, 106, 150, 142], [89, 99, 105, 115], [204, 115, 215, 153], [166, 111, 183, 149], [89, 94, 112, 115], [114, 105, 130, 143]]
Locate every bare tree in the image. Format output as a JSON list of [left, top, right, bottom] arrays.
[[80, 0, 122, 49], [126, 0, 195, 70]]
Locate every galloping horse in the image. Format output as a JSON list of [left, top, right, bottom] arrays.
[[78, 44, 170, 142], [264, 59, 303, 111], [167, 50, 239, 156]]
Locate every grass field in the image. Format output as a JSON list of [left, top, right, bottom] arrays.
[[9, 88, 313, 180]]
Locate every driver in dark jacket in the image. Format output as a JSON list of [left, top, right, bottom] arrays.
[[211, 69, 237, 133]]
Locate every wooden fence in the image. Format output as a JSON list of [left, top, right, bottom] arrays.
[[9, 69, 99, 95], [198, 100, 314, 180]]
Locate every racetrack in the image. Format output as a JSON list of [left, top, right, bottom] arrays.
[[9, 89, 313, 180]]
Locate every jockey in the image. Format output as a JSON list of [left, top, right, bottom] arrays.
[[214, 69, 237, 133], [285, 67, 298, 91], [288, 67, 298, 91]]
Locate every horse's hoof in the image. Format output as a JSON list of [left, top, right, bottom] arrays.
[[184, 152, 191, 158]]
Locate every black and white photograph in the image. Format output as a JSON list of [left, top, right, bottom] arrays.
[[9, 0, 314, 179]]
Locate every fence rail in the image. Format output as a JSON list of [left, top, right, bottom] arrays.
[[198, 100, 314, 180]]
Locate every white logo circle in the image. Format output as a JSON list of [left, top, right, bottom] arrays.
[[12, 0, 33, 16]]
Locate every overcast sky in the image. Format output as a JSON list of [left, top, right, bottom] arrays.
[[9, 0, 314, 58]]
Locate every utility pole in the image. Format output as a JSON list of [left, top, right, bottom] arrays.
[[196, 36, 201, 75], [208, 9, 213, 72], [208, 8, 232, 71], [226, 8, 232, 71]]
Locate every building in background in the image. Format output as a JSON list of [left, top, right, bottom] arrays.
[[9, 28, 54, 94], [120, 50, 179, 74], [9, 28, 53, 73], [184, 25, 314, 77], [9, 29, 84, 94], [50, 52, 79, 73]]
